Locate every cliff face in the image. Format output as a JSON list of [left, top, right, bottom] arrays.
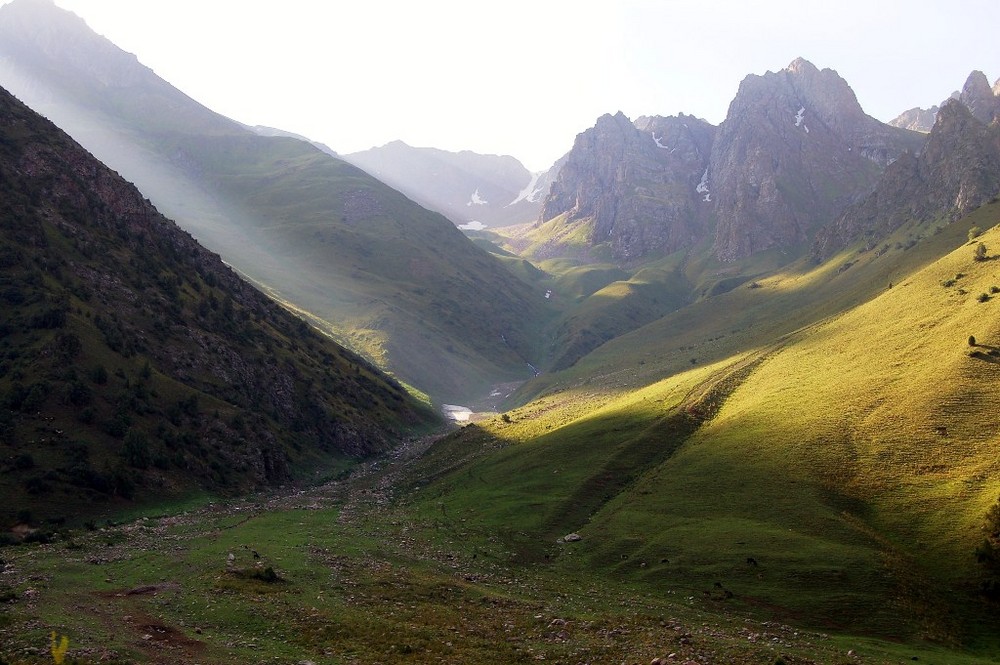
[[710, 58, 922, 260], [539, 111, 714, 261], [537, 58, 925, 264], [813, 99, 1000, 260]]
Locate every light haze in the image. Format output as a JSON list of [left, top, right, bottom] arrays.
[[8, 0, 1000, 171]]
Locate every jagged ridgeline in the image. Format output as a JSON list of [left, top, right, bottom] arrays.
[[0, 86, 437, 522]]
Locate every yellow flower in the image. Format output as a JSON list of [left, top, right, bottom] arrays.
[[50, 631, 69, 665]]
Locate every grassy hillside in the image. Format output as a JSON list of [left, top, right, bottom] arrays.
[[0, 1, 550, 404], [0, 86, 437, 527], [399, 203, 1000, 647]]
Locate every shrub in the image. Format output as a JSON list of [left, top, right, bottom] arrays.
[[978, 293, 991, 303], [122, 428, 151, 469], [969, 226, 982, 242], [970, 335, 978, 346], [974, 242, 988, 262]]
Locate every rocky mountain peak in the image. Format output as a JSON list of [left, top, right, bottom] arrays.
[[813, 96, 1000, 261], [959, 70, 999, 124], [710, 58, 920, 261], [781, 57, 866, 132], [538, 111, 714, 261]]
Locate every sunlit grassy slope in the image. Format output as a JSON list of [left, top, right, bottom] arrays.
[[405, 203, 1000, 645]]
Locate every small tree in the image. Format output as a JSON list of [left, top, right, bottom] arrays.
[[974, 242, 988, 262], [969, 226, 982, 242], [977, 497, 1000, 579], [969, 335, 978, 347]]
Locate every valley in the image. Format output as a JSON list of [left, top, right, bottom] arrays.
[[3, 1, 1000, 663]]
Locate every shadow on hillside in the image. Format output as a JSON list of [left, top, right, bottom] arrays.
[[969, 347, 1000, 364]]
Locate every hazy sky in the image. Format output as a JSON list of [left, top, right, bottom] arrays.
[[18, 0, 1000, 170]]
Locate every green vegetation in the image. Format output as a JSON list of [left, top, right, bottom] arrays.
[[0, 87, 437, 527]]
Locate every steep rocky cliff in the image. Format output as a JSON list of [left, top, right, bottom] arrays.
[[813, 99, 1000, 260], [538, 111, 714, 262], [535, 58, 924, 264], [710, 58, 923, 260]]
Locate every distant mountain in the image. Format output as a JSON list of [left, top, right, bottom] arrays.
[[889, 71, 999, 133], [530, 58, 923, 263], [344, 141, 560, 228], [889, 105, 942, 132], [0, 0, 546, 403], [0, 84, 435, 521]]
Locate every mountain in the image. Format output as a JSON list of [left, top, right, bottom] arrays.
[[710, 57, 924, 260], [538, 111, 715, 262], [814, 97, 1000, 260], [0, 84, 436, 523], [0, 0, 547, 403], [889, 104, 942, 132], [344, 141, 559, 228], [889, 71, 999, 133], [529, 58, 923, 264]]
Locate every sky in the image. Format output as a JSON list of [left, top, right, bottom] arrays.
[[14, 0, 1000, 171]]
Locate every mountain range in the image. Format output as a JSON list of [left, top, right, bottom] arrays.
[[6, 0, 1000, 660], [0, 0, 546, 404], [345, 141, 562, 229]]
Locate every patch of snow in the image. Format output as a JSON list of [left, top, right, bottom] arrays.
[[507, 171, 545, 206], [544, 290, 552, 299], [696, 168, 711, 202], [652, 132, 670, 149], [459, 221, 488, 231], [466, 188, 488, 207], [794, 106, 805, 127], [442, 404, 473, 422]]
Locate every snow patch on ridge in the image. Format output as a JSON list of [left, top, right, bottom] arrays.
[[652, 132, 670, 149], [794, 106, 810, 133], [507, 171, 545, 206], [696, 168, 711, 202], [467, 188, 488, 206]]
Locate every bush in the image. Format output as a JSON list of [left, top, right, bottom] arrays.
[[978, 293, 991, 303], [122, 428, 151, 469], [974, 242, 988, 262], [969, 226, 982, 241], [970, 335, 978, 346]]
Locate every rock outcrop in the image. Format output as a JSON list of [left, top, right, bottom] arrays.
[[813, 99, 1000, 260]]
